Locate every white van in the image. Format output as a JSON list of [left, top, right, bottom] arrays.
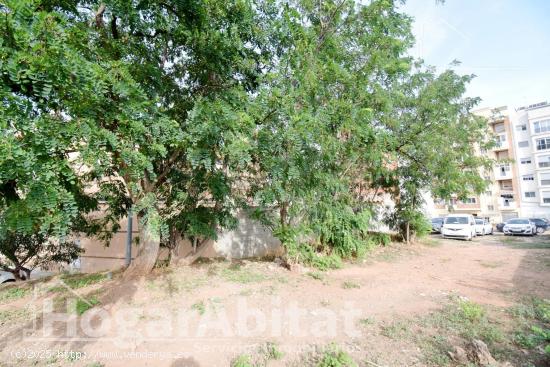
[[441, 214, 477, 241]]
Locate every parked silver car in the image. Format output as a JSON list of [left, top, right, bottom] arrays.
[[503, 218, 536, 236]]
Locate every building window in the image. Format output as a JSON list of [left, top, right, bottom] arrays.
[[485, 191, 492, 196], [523, 174, 534, 181], [536, 137, 550, 151], [462, 198, 476, 204], [487, 205, 494, 211], [541, 173, 550, 186], [494, 123, 505, 133], [543, 192, 550, 204], [520, 157, 532, 164], [539, 155, 550, 168], [516, 124, 527, 131], [525, 192, 536, 198], [518, 141, 529, 148], [533, 119, 550, 134]]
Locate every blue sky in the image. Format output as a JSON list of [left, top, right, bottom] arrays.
[[400, 0, 550, 109]]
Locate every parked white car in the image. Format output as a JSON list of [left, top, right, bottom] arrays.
[[474, 218, 493, 235], [503, 218, 536, 236], [441, 214, 477, 241]]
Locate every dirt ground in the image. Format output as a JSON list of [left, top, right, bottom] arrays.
[[0, 233, 548, 367]]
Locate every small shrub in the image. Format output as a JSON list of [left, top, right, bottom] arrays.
[[368, 232, 391, 247], [317, 344, 357, 367], [191, 301, 206, 315], [458, 299, 485, 322]]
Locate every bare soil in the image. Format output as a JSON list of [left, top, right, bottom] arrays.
[[0, 233, 548, 367]]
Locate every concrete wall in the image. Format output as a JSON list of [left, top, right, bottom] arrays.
[[76, 210, 282, 273]]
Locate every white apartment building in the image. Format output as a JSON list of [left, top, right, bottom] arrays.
[[510, 102, 550, 219]]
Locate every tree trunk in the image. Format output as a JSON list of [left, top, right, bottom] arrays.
[[124, 217, 160, 277], [176, 240, 214, 266]]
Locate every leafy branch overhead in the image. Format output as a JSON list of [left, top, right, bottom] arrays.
[[0, 0, 492, 274]]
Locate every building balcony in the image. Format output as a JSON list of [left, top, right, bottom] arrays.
[[498, 199, 517, 210], [492, 140, 509, 151], [494, 167, 513, 180]]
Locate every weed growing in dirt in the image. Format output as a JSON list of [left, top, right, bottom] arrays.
[[0, 286, 29, 303], [341, 281, 360, 289], [307, 271, 325, 281], [230, 355, 253, 367], [261, 342, 284, 360], [316, 344, 357, 367]]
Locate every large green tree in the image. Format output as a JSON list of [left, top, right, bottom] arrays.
[[0, 0, 265, 274]]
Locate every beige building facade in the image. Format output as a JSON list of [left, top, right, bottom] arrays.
[[429, 106, 522, 223]]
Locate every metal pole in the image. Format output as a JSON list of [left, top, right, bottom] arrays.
[[125, 206, 133, 266]]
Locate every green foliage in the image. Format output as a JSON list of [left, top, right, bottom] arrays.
[[510, 298, 550, 354], [316, 345, 357, 367], [75, 296, 100, 315], [0, 0, 491, 272], [368, 233, 392, 247], [0, 232, 81, 280]]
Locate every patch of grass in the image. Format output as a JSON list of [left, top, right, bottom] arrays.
[[425, 297, 503, 345], [63, 272, 107, 288], [316, 344, 357, 367], [191, 301, 206, 315], [86, 363, 105, 367], [341, 281, 360, 289], [221, 266, 267, 284], [0, 308, 30, 325], [509, 298, 550, 355], [0, 286, 30, 303], [380, 320, 413, 340], [75, 296, 100, 315], [230, 354, 253, 367], [418, 334, 452, 366]]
